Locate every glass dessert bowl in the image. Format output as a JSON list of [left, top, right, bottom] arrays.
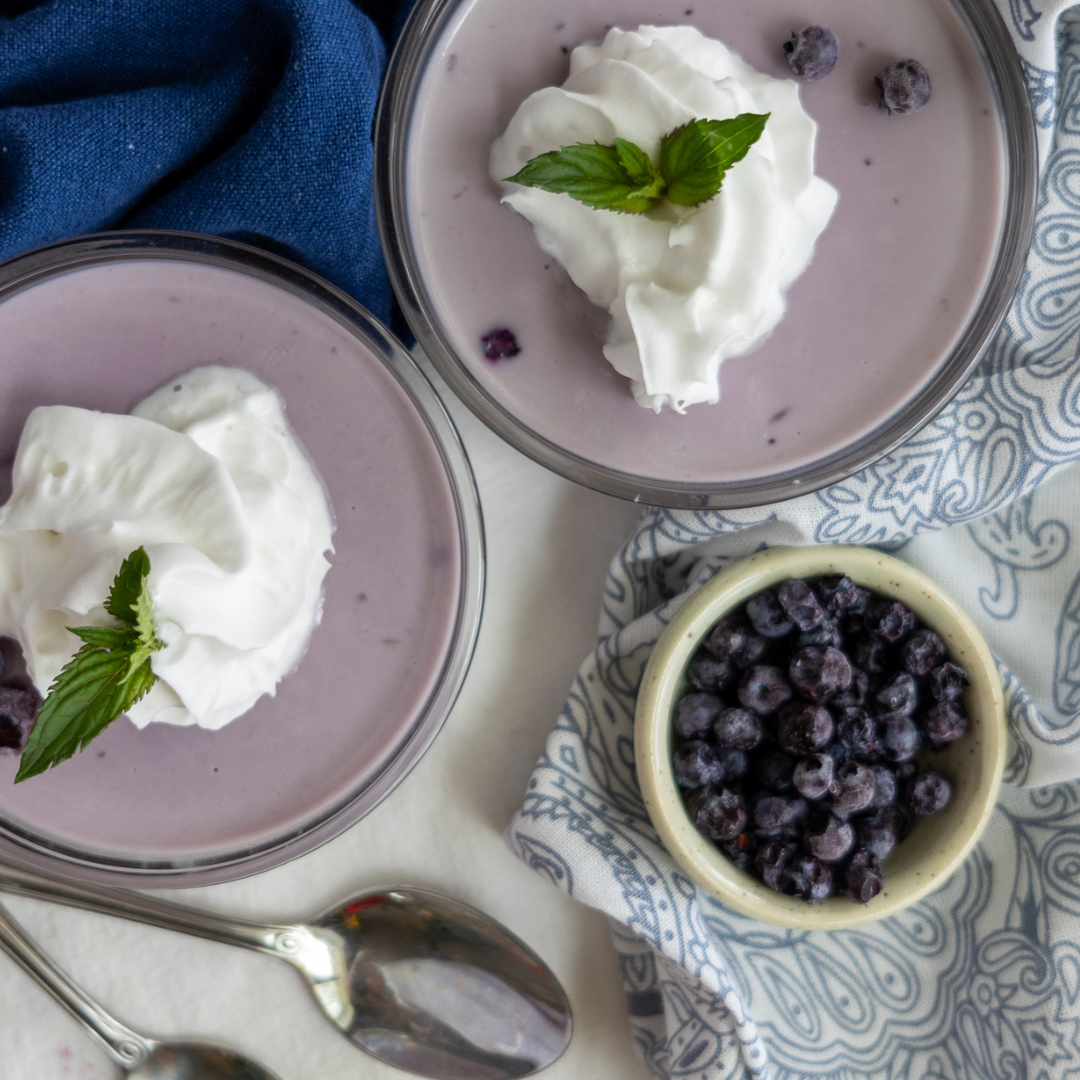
[[634, 545, 1007, 930], [376, 0, 1036, 508], [0, 232, 485, 886]]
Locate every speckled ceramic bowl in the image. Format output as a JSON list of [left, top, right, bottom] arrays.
[[635, 545, 1006, 929]]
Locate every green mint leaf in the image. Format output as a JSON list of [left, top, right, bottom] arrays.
[[104, 546, 151, 625], [659, 113, 769, 207], [505, 140, 665, 213], [15, 548, 162, 783]]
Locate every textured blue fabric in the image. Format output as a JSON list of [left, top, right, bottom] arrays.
[[0, 0, 394, 320]]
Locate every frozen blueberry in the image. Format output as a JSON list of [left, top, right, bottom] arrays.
[[753, 793, 809, 833], [777, 701, 834, 755], [830, 760, 877, 814], [852, 636, 890, 675], [865, 600, 916, 642], [673, 740, 723, 788], [720, 831, 757, 871], [857, 806, 907, 861], [866, 765, 898, 811], [895, 760, 919, 782], [783, 25, 839, 80], [705, 614, 753, 662], [875, 672, 918, 716], [715, 747, 751, 783], [481, 328, 520, 360], [686, 787, 748, 841], [902, 628, 947, 676], [789, 645, 852, 703], [907, 771, 951, 815], [793, 753, 834, 800], [674, 692, 724, 739], [688, 652, 738, 694], [836, 707, 880, 759], [924, 700, 968, 744], [929, 662, 969, 702], [833, 667, 869, 709], [844, 849, 884, 903], [783, 854, 834, 903], [880, 715, 922, 763], [777, 579, 826, 631], [757, 838, 797, 891], [0, 686, 39, 753], [804, 811, 855, 863], [757, 749, 797, 793], [713, 707, 763, 750], [738, 665, 793, 715], [876, 59, 932, 115], [799, 616, 842, 649], [746, 590, 794, 638]]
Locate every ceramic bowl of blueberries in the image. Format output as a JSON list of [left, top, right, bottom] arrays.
[[635, 545, 1006, 929]]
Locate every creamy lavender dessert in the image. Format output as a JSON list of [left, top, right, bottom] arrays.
[[0, 365, 333, 733], [491, 26, 838, 413]]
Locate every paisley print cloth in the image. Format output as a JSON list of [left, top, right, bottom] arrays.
[[508, 3, 1080, 1076]]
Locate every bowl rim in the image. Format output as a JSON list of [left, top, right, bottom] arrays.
[[634, 545, 1006, 930], [0, 230, 487, 888], [374, 0, 1038, 509]]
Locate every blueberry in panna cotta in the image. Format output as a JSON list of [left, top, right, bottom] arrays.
[[670, 575, 964, 904]]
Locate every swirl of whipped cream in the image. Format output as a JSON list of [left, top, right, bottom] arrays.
[[0, 366, 333, 731], [490, 25, 838, 413]]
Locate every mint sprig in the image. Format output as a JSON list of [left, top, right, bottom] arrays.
[[504, 114, 769, 213], [15, 547, 162, 783]]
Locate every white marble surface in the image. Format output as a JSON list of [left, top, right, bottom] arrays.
[[0, 357, 653, 1080]]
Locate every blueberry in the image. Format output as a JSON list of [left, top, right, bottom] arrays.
[[673, 740, 723, 788], [783, 25, 839, 80], [833, 667, 869, 709], [756, 838, 797, 891], [907, 771, 951, 815], [799, 617, 842, 649], [789, 645, 852, 703], [866, 765, 898, 811], [875, 672, 918, 716], [713, 707, 763, 750], [715, 747, 751, 783], [923, 700, 968, 744], [0, 686, 39, 753], [836, 707, 879, 759], [793, 753, 834, 800], [929, 662, 969, 702], [481, 328, 520, 360], [746, 590, 794, 638], [777, 701, 834, 755], [876, 59, 932, 115], [783, 854, 834, 903], [720, 831, 757, 871], [687, 652, 737, 694], [673, 692, 723, 739], [852, 636, 890, 675], [777, 579, 826, 631], [753, 793, 809, 833], [844, 849, 884, 903], [686, 787, 748, 841], [902, 629, 946, 676], [757, 749, 796, 793], [705, 614, 753, 662], [804, 811, 855, 863], [738, 664, 793, 715], [857, 807, 905, 861], [865, 600, 916, 642], [830, 760, 877, 814], [880, 715, 922, 763]]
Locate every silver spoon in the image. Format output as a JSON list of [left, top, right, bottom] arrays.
[[0, 896, 279, 1079], [0, 866, 573, 1079]]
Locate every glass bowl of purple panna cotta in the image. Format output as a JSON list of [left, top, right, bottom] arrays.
[[635, 545, 1006, 930]]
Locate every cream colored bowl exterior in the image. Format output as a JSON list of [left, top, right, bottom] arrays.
[[635, 545, 1007, 930]]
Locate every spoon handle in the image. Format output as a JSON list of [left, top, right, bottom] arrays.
[[0, 862, 293, 957], [0, 897, 152, 1070]]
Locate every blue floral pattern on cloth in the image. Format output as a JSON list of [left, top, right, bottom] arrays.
[[508, 3, 1080, 1076]]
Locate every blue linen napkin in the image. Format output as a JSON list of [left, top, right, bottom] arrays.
[[0, 0, 395, 321], [509, 2, 1080, 1076]]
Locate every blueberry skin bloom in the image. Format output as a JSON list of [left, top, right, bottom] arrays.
[[876, 59, 932, 115], [783, 26, 839, 80]]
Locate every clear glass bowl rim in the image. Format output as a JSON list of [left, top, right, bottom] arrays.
[[0, 230, 486, 888], [375, 0, 1038, 509]]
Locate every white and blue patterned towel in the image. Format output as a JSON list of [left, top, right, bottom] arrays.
[[508, 3, 1080, 1075]]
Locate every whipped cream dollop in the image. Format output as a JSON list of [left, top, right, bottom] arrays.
[[490, 25, 838, 412], [0, 366, 333, 730]]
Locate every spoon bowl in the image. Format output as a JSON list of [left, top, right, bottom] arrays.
[[0, 868, 573, 1079], [129, 1044, 279, 1080]]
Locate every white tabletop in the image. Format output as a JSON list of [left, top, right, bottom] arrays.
[[0, 356, 654, 1080]]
